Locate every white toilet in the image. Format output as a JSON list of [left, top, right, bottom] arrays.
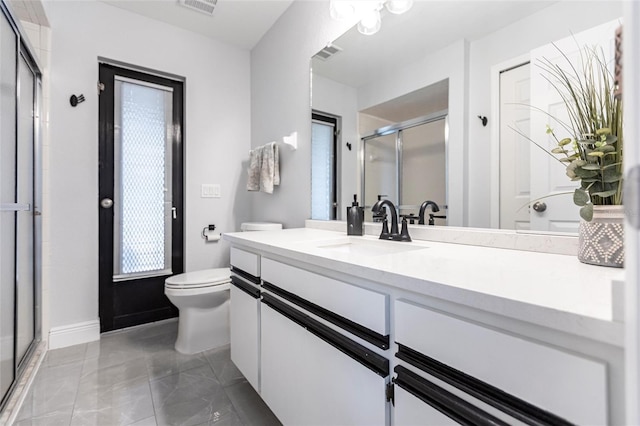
[[165, 222, 282, 354]]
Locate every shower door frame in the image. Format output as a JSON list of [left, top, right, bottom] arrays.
[[0, 0, 43, 411], [360, 109, 448, 214]]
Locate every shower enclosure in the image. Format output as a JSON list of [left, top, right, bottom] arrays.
[[0, 0, 42, 411], [361, 110, 448, 222]]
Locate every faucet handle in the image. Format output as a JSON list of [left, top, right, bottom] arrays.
[[398, 217, 412, 242], [401, 213, 418, 225], [379, 218, 391, 240]]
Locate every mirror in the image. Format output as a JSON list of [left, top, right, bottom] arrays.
[[311, 0, 623, 232]]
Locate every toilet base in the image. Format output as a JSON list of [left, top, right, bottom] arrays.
[[174, 300, 230, 354]]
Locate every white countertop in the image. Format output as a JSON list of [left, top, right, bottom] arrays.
[[223, 227, 624, 347]]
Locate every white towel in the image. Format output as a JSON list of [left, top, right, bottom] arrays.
[[246, 147, 262, 191], [260, 142, 280, 194]]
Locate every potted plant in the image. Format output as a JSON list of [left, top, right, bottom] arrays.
[[522, 43, 624, 267]]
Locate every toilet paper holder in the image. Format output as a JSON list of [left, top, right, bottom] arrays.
[[202, 224, 221, 242]]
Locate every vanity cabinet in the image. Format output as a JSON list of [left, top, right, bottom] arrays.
[[229, 247, 261, 392], [394, 300, 608, 425], [224, 234, 619, 426], [259, 257, 391, 425]]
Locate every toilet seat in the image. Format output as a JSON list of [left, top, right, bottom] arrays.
[[165, 268, 231, 289]]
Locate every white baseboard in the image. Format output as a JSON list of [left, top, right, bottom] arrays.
[[48, 320, 100, 349]]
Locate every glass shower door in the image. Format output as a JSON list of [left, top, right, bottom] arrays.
[[400, 119, 446, 217], [0, 9, 18, 403], [363, 133, 397, 222], [0, 4, 40, 407], [15, 53, 36, 365]]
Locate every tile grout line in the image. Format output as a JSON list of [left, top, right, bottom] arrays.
[[67, 342, 90, 426]]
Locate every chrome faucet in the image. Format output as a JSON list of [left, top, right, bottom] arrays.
[[418, 200, 440, 225], [371, 199, 411, 242]]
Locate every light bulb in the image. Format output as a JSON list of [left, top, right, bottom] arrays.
[[357, 8, 381, 35], [384, 0, 413, 14], [330, 0, 356, 20]]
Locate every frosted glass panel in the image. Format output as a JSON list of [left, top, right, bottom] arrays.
[[113, 80, 172, 278], [311, 121, 334, 220], [16, 54, 35, 364], [0, 11, 17, 401], [400, 120, 446, 215], [363, 134, 397, 222]]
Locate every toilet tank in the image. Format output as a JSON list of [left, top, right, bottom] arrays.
[[240, 222, 283, 232]]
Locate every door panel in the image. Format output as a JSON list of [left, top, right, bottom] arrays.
[[400, 120, 446, 216], [363, 133, 397, 221], [15, 53, 35, 364], [311, 114, 337, 220], [0, 9, 17, 402], [499, 62, 531, 230], [1, 8, 40, 405], [529, 20, 619, 232], [98, 63, 184, 332]]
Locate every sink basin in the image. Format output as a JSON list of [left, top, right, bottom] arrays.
[[315, 238, 426, 257]]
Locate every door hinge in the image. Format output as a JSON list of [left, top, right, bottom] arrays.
[[97, 82, 105, 95], [386, 382, 394, 406]]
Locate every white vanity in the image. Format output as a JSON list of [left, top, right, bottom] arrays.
[[223, 224, 624, 425]]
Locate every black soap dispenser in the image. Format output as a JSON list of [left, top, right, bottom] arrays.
[[347, 194, 364, 236]]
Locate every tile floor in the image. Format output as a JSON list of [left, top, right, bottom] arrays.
[[15, 320, 281, 426]]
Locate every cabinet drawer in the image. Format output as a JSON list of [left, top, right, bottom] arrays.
[[395, 300, 607, 425], [230, 247, 260, 278], [261, 258, 389, 336], [260, 296, 388, 426]]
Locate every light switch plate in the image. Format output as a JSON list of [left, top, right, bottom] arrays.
[[201, 184, 221, 198]]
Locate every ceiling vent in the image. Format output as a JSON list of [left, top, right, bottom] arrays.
[[178, 0, 217, 16], [313, 43, 343, 61]]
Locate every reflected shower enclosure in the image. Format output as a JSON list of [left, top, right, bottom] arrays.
[[362, 112, 447, 223]]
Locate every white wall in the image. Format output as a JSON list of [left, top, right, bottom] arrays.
[[250, 1, 356, 228], [44, 0, 251, 337], [467, 1, 624, 227]]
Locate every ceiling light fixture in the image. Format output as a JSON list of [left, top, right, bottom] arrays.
[[357, 8, 382, 36], [329, 0, 413, 36], [329, 0, 356, 20], [384, 0, 413, 15]]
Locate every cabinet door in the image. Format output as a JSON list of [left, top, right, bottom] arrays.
[[261, 298, 388, 426], [395, 300, 607, 424], [394, 386, 459, 426], [230, 278, 260, 392]]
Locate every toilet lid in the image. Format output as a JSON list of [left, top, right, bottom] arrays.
[[165, 268, 231, 288], [241, 222, 282, 231]]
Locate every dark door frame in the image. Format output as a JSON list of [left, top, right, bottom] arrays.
[[98, 62, 184, 332], [312, 111, 338, 220]]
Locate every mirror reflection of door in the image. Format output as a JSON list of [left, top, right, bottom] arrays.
[[311, 112, 338, 220], [499, 62, 531, 230], [363, 133, 397, 222], [401, 120, 446, 218], [528, 20, 618, 233]]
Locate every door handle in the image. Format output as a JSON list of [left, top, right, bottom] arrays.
[[100, 198, 113, 209], [532, 201, 547, 213], [172, 207, 177, 219]]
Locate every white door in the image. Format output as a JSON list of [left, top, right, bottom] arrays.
[[529, 20, 620, 232], [499, 62, 531, 230]]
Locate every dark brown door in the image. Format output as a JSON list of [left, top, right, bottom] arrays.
[[98, 63, 184, 332]]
